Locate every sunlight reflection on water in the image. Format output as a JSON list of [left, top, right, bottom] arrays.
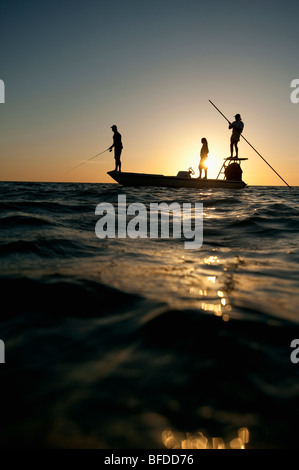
[[162, 427, 250, 449]]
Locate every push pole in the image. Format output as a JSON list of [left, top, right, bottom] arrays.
[[209, 100, 291, 188]]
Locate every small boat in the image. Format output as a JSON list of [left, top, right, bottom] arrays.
[[107, 158, 247, 189]]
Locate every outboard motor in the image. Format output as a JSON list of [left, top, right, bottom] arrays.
[[225, 162, 243, 181], [176, 167, 195, 178], [176, 171, 191, 178]]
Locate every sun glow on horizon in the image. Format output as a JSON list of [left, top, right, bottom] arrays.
[[183, 151, 226, 180]]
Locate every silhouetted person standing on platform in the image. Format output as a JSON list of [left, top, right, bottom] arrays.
[[229, 114, 244, 158], [198, 137, 209, 179], [109, 125, 123, 172]]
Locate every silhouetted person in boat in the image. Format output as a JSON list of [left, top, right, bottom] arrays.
[[109, 125, 123, 172], [229, 114, 244, 158], [198, 137, 209, 179]]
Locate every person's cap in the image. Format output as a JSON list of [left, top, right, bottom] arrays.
[[234, 114, 241, 119], [111, 124, 117, 129]]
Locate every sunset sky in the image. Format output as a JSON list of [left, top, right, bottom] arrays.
[[0, 0, 298, 186]]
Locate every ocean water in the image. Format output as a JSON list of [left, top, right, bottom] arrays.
[[0, 181, 299, 449]]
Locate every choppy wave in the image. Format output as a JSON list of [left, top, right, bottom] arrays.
[[0, 181, 299, 449]]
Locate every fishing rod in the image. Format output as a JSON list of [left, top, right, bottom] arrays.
[[209, 100, 291, 188], [65, 148, 110, 175]]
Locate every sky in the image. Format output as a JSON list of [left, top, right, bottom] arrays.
[[0, 0, 299, 185]]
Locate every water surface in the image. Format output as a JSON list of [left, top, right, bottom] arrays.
[[0, 182, 298, 448]]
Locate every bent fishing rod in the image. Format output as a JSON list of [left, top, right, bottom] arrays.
[[209, 100, 291, 188], [65, 148, 110, 175]]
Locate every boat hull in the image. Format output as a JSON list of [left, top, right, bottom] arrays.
[[107, 171, 246, 189]]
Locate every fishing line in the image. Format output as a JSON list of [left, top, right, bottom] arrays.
[[65, 148, 110, 175]]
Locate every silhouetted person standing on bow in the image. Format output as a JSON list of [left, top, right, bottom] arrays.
[[198, 137, 209, 179], [229, 114, 244, 158], [109, 125, 123, 172]]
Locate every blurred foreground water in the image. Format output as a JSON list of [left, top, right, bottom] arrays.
[[0, 181, 298, 448]]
